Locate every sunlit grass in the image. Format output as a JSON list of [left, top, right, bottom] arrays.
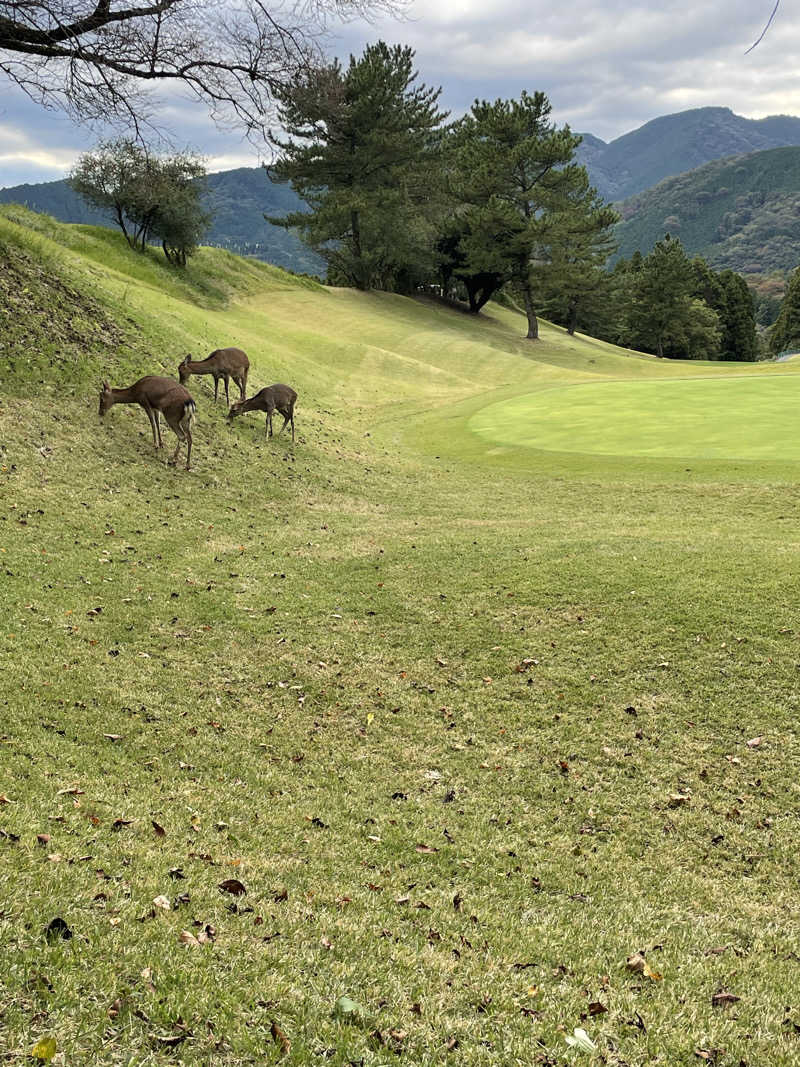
[[3, 210, 800, 1065]]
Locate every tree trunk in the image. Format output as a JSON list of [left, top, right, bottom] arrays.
[[350, 209, 367, 290], [521, 282, 539, 340], [567, 302, 578, 336]]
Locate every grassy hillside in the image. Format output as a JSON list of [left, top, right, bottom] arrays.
[[0, 167, 325, 275], [3, 206, 800, 1065], [577, 106, 800, 202], [614, 146, 800, 273]]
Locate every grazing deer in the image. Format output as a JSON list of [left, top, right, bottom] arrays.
[[98, 376, 197, 470], [227, 384, 297, 442], [178, 347, 249, 404]]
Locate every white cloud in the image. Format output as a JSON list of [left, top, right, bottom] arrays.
[[1, 0, 799, 184]]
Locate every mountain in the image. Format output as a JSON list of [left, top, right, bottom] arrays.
[[612, 146, 800, 274], [0, 166, 325, 275], [577, 106, 800, 202]]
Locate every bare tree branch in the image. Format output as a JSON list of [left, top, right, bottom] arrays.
[[0, 0, 406, 139], [746, 0, 780, 54]]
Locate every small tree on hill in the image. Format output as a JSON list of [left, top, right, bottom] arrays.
[[70, 141, 211, 266]]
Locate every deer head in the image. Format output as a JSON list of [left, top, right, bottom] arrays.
[[178, 355, 192, 383]]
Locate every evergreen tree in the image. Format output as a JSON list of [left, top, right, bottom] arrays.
[[537, 173, 618, 335], [628, 235, 720, 358], [718, 270, 758, 361], [769, 265, 800, 355], [448, 91, 593, 340], [268, 43, 447, 292]]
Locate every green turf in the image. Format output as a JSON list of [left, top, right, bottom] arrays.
[[4, 205, 800, 1065], [470, 375, 800, 459]]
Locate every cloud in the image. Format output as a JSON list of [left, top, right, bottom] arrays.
[[1, 0, 798, 185]]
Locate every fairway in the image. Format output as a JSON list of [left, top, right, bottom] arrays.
[[470, 375, 800, 458]]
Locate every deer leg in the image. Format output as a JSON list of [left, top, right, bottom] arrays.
[[213, 376, 219, 403], [144, 403, 160, 448], [166, 423, 185, 467]]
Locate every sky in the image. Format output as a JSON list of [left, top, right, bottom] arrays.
[[0, 0, 797, 189]]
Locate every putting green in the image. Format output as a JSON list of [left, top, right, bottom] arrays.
[[470, 375, 800, 459]]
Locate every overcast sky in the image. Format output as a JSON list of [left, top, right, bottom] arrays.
[[1, 0, 797, 188]]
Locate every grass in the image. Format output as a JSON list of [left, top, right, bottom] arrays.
[[3, 208, 800, 1065], [470, 375, 800, 459]]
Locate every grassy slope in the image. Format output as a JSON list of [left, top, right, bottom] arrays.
[[3, 207, 800, 1065]]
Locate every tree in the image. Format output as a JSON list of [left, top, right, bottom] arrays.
[[448, 91, 610, 340], [718, 270, 758, 361], [268, 42, 447, 292], [536, 172, 618, 336], [70, 140, 211, 265], [627, 235, 713, 358], [769, 265, 800, 355], [0, 0, 400, 135]]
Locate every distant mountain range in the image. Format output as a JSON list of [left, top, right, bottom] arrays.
[[3, 106, 800, 277], [0, 167, 325, 276], [576, 106, 800, 202], [614, 146, 800, 274]]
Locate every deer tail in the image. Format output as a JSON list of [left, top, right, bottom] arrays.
[[181, 399, 197, 433]]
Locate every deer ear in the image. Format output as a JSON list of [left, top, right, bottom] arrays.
[[102, 380, 110, 390]]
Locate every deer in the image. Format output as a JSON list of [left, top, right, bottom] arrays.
[[178, 347, 249, 404], [227, 384, 297, 442], [98, 376, 197, 470]]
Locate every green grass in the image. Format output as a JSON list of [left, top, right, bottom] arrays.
[[471, 375, 800, 459], [3, 209, 800, 1065]]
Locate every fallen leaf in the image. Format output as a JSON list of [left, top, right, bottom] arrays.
[[668, 793, 691, 807], [626, 952, 662, 980], [36, 833, 51, 846], [320, 936, 333, 950], [151, 820, 166, 838], [588, 1001, 608, 1016], [44, 917, 72, 943], [152, 895, 171, 911], [712, 991, 741, 1008], [218, 878, 246, 896], [415, 843, 438, 854], [565, 1028, 597, 1052], [270, 1020, 290, 1059], [30, 1036, 57, 1062], [746, 736, 763, 749]]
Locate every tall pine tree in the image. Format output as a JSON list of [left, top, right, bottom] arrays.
[[447, 91, 594, 340], [268, 43, 447, 291]]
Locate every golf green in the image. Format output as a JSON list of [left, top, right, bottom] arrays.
[[469, 374, 800, 459]]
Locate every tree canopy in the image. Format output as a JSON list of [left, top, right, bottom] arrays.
[[268, 42, 447, 291], [70, 140, 211, 266], [0, 0, 401, 135]]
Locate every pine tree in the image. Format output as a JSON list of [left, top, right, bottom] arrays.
[[447, 91, 590, 340], [268, 43, 447, 291], [769, 266, 800, 355], [628, 235, 721, 358], [718, 270, 758, 361]]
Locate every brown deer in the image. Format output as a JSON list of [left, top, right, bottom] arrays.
[[227, 384, 297, 442], [99, 376, 197, 470], [178, 347, 249, 404]]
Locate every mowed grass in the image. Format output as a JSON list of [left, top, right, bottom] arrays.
[[471, 376, 800, 459], [3, 208, 800, 1065]]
